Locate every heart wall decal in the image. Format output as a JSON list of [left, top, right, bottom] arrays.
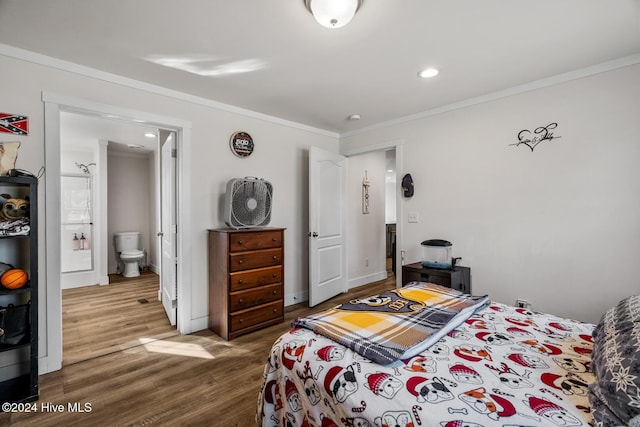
[[510, 122, 561, 152]]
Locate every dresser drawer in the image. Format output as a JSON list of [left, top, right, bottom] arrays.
[[229, 248, 282, 272], [230, 300, 283, 331], [230, 283, 282, 311], [230, 266, 282, 292], [230, 230, 283, 252]]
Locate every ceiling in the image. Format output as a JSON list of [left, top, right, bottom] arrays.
[[1, 0, 639, 137]]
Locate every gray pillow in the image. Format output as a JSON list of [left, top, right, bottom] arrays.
[[588, 294, 640, 427]]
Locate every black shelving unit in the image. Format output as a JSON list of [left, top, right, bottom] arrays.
[[0, 175, 38, 405]]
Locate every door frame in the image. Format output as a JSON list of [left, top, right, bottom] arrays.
[[340, 139, 404, 289], [42, 92, 193, 374]]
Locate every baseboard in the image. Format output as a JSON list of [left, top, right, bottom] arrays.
[[348, 271, 388, 289]]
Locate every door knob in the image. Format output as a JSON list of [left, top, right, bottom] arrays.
[[157, 232, 163, 236], [308, 232, 319, 237]]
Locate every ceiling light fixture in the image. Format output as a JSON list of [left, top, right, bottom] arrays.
[[304, 0, 363, 29], [418, 68, 439, 78], [144, 132, 156, 138]]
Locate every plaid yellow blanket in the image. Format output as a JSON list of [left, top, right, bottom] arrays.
[[293, 282, 489, 364]]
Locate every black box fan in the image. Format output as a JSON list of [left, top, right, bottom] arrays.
[[224, 177, 273, 229]]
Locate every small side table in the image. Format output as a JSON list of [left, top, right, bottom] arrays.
[[401, 262, 471, 293]]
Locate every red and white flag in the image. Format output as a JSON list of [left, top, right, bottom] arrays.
[[0, 112, 29, 135]]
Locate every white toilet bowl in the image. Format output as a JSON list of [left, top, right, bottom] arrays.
[[119, 249, 144, 277], [114, 232, 144, 278]]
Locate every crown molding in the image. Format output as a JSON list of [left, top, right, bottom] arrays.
[[340, 53, 640, 139], [0, 43, 338, 139]]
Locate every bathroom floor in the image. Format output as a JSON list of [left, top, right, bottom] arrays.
[[62, 271, 178, 366]]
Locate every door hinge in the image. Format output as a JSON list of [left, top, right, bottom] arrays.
[[171, 299, 177, 309], [171, 148, 177, 158]]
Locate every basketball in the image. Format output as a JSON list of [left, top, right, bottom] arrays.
[[1, 268, 28, 289]]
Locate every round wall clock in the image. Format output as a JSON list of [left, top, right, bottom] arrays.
[[229, 131, 254, 158]]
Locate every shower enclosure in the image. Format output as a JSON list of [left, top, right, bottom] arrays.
[[61, 174, 94, 277]]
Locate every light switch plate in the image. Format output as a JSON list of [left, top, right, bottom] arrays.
[[408, 212, 419, 223]]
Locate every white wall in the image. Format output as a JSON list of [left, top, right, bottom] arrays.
[[340, 64, 640, 324], [346, 151, 387, 288], [107, 150, 151, 274], [0, 52, 338, 371]]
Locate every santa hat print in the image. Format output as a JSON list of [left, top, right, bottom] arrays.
[[320, 414, 339, 427], [316, 346, 334, 362], [264, 380, 278, 405], [506, 326, 530, 335], [285, 378, 297, 400], [406, 376, 429, 402], [449, 363, 479, 376], [491, 393, 517, 418], [441, 421, 465, 427], [507, 353, 535, 368], [323, 366, 344, 398], [527, 395, 564, 416], [366, 372, 391, 395], [541, 373, 562, 390]]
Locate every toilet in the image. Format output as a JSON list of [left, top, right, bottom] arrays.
[[114, 232, 144, 278]]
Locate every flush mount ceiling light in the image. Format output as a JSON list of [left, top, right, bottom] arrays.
[[418, 68, 439, 78], [304, 0, 363, 28]]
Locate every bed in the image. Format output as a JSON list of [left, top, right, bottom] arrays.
[[257, 282, 640, 427]]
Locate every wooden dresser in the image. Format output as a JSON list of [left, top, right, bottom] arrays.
[[208, 228, 285, 340]]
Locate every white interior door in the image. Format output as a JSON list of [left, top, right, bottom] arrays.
[[160, 130, 177, 325], [309, 146, 347, 306]]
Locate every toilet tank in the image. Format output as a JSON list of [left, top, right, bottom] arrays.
[[114, 232, 140, 252]]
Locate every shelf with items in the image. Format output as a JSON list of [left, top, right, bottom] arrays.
[[0, 175, 38, 405]]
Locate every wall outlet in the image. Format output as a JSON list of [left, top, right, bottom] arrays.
[[408, 212, 419, 223], [516, 299, 531, 309]]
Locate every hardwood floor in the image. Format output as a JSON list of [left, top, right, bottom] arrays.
[[1, 271, 395, 426], [62, 271, 178, 366]]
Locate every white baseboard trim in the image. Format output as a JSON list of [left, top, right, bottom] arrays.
[[149, 263, 159, 274], [348, 271, 388, 290]]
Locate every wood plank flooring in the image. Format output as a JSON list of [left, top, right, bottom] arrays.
[[1, 269, 396, 426], [62, 271, 178, 366]]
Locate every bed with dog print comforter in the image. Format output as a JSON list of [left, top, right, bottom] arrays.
[[257, 283, 595, 427]]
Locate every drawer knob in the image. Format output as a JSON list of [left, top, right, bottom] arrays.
[[273, 309, 278, 313], [272, 238, 277, 241], [239, 319, 244, 323], [272, 290, 277, 294], [238, 240, 244, 245], [272, 256, 277, 260], [238, 260, 243, 264], [238, 280, 243, 284], [238, 299, 244, 304], [272, 274, 277, 278]]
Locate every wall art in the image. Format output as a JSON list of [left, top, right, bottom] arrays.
[[362, 170, 370, 214], [0, 112, 29, 135], [229, 131, 254, 157], [510, 122, 560, 152]]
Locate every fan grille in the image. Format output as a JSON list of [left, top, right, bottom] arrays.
[[226, 178, 273, 228]]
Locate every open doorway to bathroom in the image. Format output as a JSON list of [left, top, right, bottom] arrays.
[[59, 112, 177, 365]]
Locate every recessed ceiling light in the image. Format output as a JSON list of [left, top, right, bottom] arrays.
[[348, 114, 361, 121], [128, 144, 144, 149], [418, 68, 439, 78], [144, 132, 156, 138]]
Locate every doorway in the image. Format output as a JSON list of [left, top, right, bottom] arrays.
[[342, 141, 403, 291], [43, 93, 193, 373]]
